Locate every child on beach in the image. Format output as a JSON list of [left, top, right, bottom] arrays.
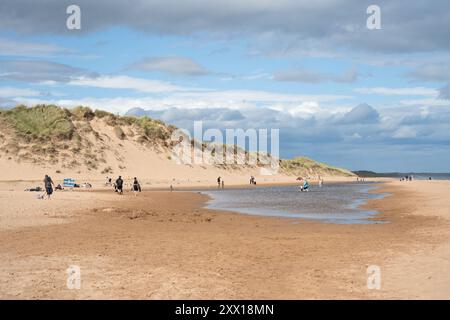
[[300, 180, 310, 192], [132, 177, 141, 196]]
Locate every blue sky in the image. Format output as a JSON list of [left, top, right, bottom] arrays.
[[1, 0, 450, 172]]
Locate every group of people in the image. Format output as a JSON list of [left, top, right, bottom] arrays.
[[217, 176, 225, 189], [39, 174, 143, 200], [214, 175, 319, 192], [112, 176, 142, 196], [400, 175, 414, 181]]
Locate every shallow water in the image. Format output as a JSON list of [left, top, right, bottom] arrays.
[[199, 182, 388, 224]]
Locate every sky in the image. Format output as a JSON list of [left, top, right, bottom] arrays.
[[1, 0, 450, 172]]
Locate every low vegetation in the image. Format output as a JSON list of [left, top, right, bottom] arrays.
[[1, 104, 74, 140], [0, 104, 173, 143], [0, 104, 175, 170], [280, 157, 355, 177]]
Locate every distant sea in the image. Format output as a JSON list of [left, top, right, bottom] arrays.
[[353, 171, 450, 180], [403, 173, 450, 180], [199, 182, 388, 225]]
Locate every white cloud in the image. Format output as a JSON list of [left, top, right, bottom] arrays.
[[129, 56, 210, 76], [274, 67, 358, 83], [355, 87, 439, 96], [406, 64, 450, 82], [175, 90, 353, 104], [12, 90, 353, 115], [392, 126, 417, 139], [0, 60, 90, 83], [0, 38, 67, 56], [269, 101, 343, 119], [59, 74, 355, 112], [69, 75, 192, 93], [0, 86, 41, 97], [241, 72, 272, 80], [399, 98, 450, 107]]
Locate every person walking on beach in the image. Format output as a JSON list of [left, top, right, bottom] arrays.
[[132, 177, 141, 196], [116, 176, 124, 195], [44, 174, 54, 200], [217, 176, 221, 188], [221, 180, 225, 189]]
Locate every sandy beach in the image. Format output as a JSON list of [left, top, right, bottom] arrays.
[[0, 179, 449, 299]]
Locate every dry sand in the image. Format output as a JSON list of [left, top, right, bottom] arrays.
[[0, 179, 449, 299]]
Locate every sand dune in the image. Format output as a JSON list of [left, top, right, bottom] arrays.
[[0, 105, 354, 187]]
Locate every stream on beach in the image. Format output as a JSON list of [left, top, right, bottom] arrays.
[[198, 182, 388, 224]]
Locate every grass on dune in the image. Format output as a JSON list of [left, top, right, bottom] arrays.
[[281, 157, 354, 177], [0, 104, 174, 143], [2, 104, 75, 140]]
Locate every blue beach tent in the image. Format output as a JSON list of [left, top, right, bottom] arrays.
[[63, 178, 75, 188]]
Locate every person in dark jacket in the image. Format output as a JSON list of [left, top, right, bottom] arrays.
[[44, 174, 55, 199], [132, 177, 141, 196], [116, 176, 124, 195]]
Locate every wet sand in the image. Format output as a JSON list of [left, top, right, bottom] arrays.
[[0, 180, 449, 299]]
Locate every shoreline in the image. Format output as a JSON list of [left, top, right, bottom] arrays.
[[0, 179, 449, 299], [0, 176, 386, 193]]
